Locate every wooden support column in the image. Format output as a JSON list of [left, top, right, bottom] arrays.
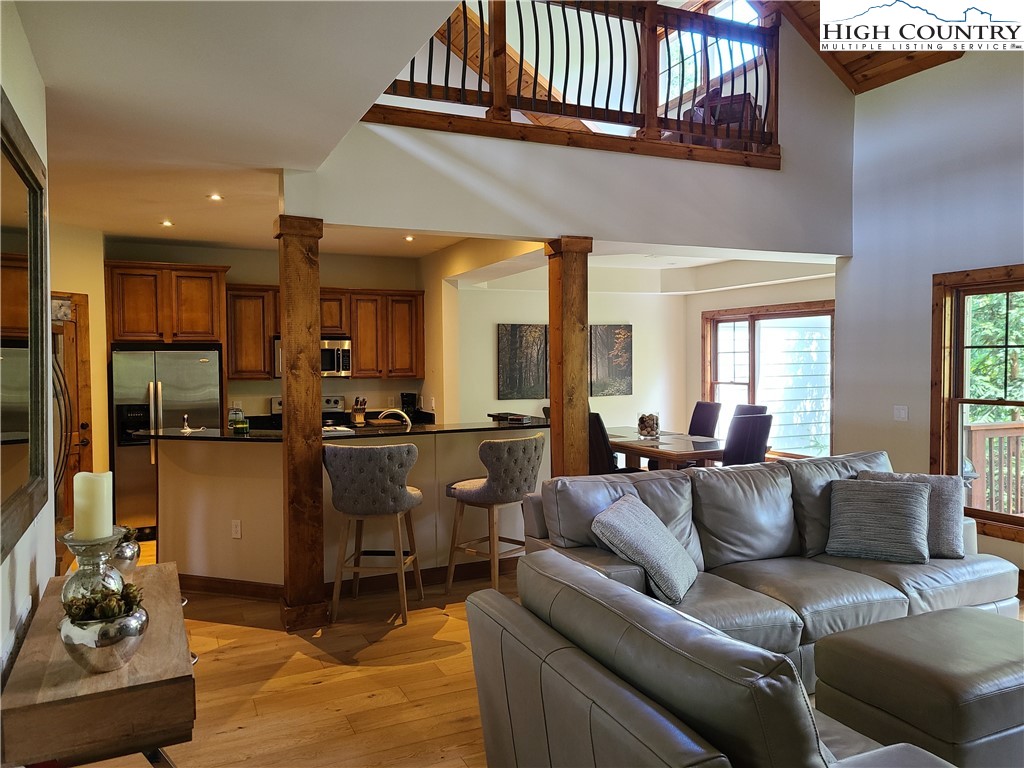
[[274, 214, 329, 632], [486, 1, 510, 121], [546, 236, 592, 477], [637, 1, 661, 141]]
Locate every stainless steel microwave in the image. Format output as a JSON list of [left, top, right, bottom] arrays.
[[274, 337, 352, 378]]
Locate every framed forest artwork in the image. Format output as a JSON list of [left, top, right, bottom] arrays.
[[590, 324, 633, 396], [497, 324, 548, 400]]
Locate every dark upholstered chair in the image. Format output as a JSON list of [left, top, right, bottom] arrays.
[[688, 401, 722, 438], [446, 433, 546, 592], [323, 443, 424, 624], [589, 412, 644, 475], [721, 414, 773, 466], [733, 403, 768, 417]]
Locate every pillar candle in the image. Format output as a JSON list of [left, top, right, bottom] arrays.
[[74, 471, 113, 540]]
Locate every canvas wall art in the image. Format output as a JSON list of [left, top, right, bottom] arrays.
[[497, 324, 548, 400], [590, 324, 633, 396]]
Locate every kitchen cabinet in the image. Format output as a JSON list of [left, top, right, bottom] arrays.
[[227, 286, 277, 379], [0, 254, 28, 338], [105, 261, 228, 344], [349, 293, 385, 377], [386, 294, 424, 378], [319, 290, 349, 336]]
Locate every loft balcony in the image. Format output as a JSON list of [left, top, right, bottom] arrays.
[[364, 1, 782, 169]]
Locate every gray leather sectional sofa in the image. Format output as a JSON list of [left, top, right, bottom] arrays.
[[521, 451, 1020, 690]]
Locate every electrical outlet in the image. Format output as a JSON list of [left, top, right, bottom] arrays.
[[430, 396, 436, 411], [893, 405, 909, 422], [231, 519, 242, 539]]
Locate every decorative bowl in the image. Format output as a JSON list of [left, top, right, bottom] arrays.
[[58, 605, 149, 674]]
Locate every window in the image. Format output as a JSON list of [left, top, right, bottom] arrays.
[[703, 301, 834, 457], [931, 266, 1024, 524]]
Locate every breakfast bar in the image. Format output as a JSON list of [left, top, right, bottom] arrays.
[[146, 421, 551, 593]]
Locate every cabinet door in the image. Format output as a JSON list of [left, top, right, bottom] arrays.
[[108, 267, 164, 342], [386, 294, 424, 378], [227, 289, 275, 379], [170, 270, 222, 342], [349, 294, 384, 377], [319, 291, 349, 336], [0, 257, 29, 338]]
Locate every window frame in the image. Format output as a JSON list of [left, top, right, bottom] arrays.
[[930, 264, 1024, 532], [702, 299, 835, 457]]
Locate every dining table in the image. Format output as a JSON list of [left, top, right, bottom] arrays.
[[606, 427, 724, 469]]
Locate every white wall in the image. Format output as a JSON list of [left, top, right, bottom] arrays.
[[285, 20, 855, 258], [1, 1, 55, 675], [836, 53, 1024, 471]]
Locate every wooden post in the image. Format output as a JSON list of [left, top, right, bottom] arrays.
[[546, 236, 592, 477], [486, 0, 510, 121], [274, 214, 329, 632], [637, 2, 661, 141]]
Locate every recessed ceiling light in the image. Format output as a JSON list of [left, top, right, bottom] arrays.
[[161, 220, 174, 227], [404, 236, 415, 242], [207, 194, 224, 201]]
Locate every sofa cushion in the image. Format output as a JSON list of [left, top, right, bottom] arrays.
[[518, 550, 832, 768], [592, 495, 699, 605], [687, 462, 800, 569], [812, 553, 1020, 614], [826, 479, 930, 564], [541, 471, 704, 569], [675, 572, 804, 653], [781, 451, 893, 557], [710, 557, 909, 644], [857, 471, 965, 559]]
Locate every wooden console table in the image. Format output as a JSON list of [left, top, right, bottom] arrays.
[[1, 563, 195, 767]]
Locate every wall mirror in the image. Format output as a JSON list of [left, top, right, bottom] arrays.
[[1, 88, 49, 561]]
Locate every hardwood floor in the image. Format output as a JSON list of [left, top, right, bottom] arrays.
[[89, 548, 506, 768]]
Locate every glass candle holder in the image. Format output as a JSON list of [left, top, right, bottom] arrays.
[[59, 527, 127, 604], [637, 411, 660, 440]]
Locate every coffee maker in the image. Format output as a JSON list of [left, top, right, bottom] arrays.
[[400, 392, 417, 413]]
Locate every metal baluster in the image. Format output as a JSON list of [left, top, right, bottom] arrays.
[[662, 24, 671, 122], [752, 42, 761, 141], [741, 39, 750, 142], [576, 1, 586, 115], [444, 16, 452, 100], [675, 26, 685, 126], [478, 1, 486, 105], [631, 11, 641, 115], [427, 37, 434, 97], [531, 1, 540, 110], [617, 8, 628, 114], [409, 56, 416, 97], [461, 1, 469, 102], [761, 46, 771, 144], [590, 4, 599, 109], [689, 29, 700, 136], [546, 0, 556, 113], [516, 1, 526, 110], [562, 2, 571, 115], [604, 2, 614, 119]]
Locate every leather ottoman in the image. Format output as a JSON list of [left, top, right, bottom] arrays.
[[815, 607, 1024, 767]]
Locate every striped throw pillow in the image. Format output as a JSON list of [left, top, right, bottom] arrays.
[[826, 479, 930, 564]]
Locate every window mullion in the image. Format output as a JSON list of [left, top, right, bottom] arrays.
[[747, 319, 756, 403]]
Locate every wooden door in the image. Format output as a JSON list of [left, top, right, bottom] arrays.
[[227, 288, 275, 379], [319, 291, 349, 336], [107, 266, 163, 342], [349, 294, 384, 377], [386, 294, 423, 378], [52, 292, 93, 575], [170, 270, 222, 341]]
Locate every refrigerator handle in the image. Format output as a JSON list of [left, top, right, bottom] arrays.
[[156, 381, 164, 431], [148, 380, 156, 465]]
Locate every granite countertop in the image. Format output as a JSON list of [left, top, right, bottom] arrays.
[[138, 419, 549, 443]]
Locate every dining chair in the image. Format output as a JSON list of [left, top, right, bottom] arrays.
[[721, 414, 773, 466], [733, 403, 768, 417], [590, 412, 643, 475], [688, 401, 723, 438], [323, 443, 425, 624]]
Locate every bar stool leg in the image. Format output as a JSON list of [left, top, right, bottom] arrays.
[[405, 511, 425, 600], [352, 519, 364, 599], [392, 515, 409, 624], [332, 516, 351, 622], [488, 504, 500, 590], [445, 500, 466, 594]]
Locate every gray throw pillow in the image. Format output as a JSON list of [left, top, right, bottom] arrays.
[[592, 495, 698, 605], [826, 479, 930, 564], [857, 470, 965, 558]]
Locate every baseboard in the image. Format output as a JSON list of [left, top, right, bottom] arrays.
[[177, 557, 520, 602]]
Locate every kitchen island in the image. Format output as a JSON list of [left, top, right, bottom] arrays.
[[145, 421, 551, 594]]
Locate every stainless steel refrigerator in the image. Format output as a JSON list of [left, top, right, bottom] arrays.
[[111, 348, 222, 538]]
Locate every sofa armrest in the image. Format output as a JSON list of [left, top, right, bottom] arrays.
[[962, 516, 978, 555], [833, 744, 955, 767], [523, 492, 548, 539]]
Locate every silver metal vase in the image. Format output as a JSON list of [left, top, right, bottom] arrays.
[[59, 605, 149, 674], [110, 538, 141, 579]]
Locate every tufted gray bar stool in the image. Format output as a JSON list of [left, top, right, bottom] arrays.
[[445, 433, 546, 593], [323, 443, 425, 624]]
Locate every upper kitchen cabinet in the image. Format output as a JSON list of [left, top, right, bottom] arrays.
[[226, 286, 276, 379], [386, 294, 424, 378], [349, 291, 424, 379], [0, 255, 29, 338], [319, 290, 349, 336], [105, 261, 229, 344], [349, 293, 385, 377]]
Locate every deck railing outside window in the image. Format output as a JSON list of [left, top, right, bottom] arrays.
[[375, 1, 781, 165], [965, 422, 1024, 516]]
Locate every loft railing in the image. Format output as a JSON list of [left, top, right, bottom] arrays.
[[966, 422, 1023, 516], [371, 1, 781, 168]]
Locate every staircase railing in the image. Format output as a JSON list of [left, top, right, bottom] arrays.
[[372, 1, 781, 168]]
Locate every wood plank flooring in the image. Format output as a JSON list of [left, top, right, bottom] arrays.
[[89, 543, 505, 768]]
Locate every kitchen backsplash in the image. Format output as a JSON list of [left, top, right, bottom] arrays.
[[226, 379, 425, 416]]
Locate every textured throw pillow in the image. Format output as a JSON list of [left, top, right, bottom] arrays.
[[592, 495, 699, 604], [857, 470, 965, 558], [826, 479, 930, 564]]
